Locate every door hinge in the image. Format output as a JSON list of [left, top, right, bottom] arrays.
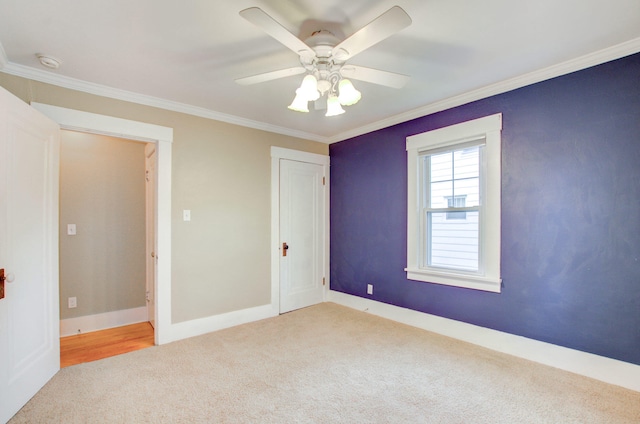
[[322, 277, 325, 286], [322, 176, 325, 186]]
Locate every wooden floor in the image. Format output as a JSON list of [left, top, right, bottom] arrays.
[[60, 322, 155, 368]]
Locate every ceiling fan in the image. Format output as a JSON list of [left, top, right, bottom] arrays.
[[236, 6, 412, 116]]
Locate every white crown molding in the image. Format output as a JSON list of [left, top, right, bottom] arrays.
[[0, 61, 327, 143], [327, 37, 640, 144], [2, 38, 639, 145]]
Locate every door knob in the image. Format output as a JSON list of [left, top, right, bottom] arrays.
[[1, 269, 15, 300], [282, 242, 289, 257], [0, 269, 5, 299]]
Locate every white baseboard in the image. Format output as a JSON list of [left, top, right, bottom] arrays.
[[60, 306, 148, 337], [328, 290, 640, 393], [164, 304, 276, 344]]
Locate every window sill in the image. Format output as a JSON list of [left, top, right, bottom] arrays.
[[405, 268, 501, 293]]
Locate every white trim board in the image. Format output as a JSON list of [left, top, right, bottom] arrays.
[[2, 60, 324, 143], [3, 38, 639, 144], [60, 307, 147, 337], [328, 290, 640, 393], [32, 102, 173, 143], [0, 42, 8, 69], [166, 304, 275, 344]]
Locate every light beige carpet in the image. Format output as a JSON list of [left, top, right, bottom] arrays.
[[10, 303, 640, 423]]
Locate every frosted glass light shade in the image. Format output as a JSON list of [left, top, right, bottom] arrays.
[[325, 94, 345, 116], [288, 89, 309, 113], [338, 79, 361, 106], [299, 75, 320, 101]]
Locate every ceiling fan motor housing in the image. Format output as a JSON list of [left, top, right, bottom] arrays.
[[302, 30, 345, 93]]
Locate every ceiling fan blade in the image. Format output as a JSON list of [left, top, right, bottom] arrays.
[[340, 65, 409, 89], [235, 67, 306, 85], [332, 6, 412, 61], [240, 7, 315, 59]]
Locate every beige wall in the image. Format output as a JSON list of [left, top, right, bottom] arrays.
[[0, 73, 328, 324], [59, 131, 146, 319]]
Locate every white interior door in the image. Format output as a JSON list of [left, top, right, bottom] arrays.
[[145, 143, 157, 328], [0, 87, 60, 423], [279, 159, 325, 313]]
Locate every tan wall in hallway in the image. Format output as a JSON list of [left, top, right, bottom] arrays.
[[59, 131, 146, 319], [0, 73, 329, 324]]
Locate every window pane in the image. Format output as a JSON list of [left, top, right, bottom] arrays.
[[453, 177, 479, 207], [427, 211, 479, 271], [453, 147, 479, 179], [430, 181, 452, 208], [430, 152, 452, 182]]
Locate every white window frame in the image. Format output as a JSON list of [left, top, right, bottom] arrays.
[[406, 113, 502, 293]]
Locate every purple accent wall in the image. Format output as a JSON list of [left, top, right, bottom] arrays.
[[329, 53, 640, 365]]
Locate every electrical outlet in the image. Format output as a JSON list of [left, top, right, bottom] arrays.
[[68, 296, 77, 308], [367, 284, 373, 295]]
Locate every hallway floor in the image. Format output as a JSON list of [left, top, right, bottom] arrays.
[[60, 322, 154, 368]]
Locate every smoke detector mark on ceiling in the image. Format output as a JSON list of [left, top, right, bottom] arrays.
[[36, 53, 62, 69]]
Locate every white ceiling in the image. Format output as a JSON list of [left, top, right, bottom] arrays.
[[1, 0, 639, 143]]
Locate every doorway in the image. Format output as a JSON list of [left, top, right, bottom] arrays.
[[58, 130, 155, 356], [270, 147, 330, 314]]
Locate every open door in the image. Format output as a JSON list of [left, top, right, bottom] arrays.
[[0, 87, 60, 423]]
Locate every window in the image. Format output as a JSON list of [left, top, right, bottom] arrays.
[[445, 195, 468, 220], [406, 114, 502, 292]]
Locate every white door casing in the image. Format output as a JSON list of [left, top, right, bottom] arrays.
[[0, 87, 60, 424], [145, 143, 157, 328], [271, 147, 329, 314], [31, 102, 172, 345]]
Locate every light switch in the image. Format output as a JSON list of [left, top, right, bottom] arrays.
[[183, 210, 191, 221], [67, 224, 77, 236]]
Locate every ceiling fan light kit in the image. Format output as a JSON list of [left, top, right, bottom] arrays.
[[298, 74, 320, 101], [238, 5, 412, 117], [288, 88, 311, 113], [326, 94, 346, 117], [288, 73, 362, 116], [337, 79, 361, 106]]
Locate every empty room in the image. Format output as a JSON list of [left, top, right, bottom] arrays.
[[1, 1, 640, 422]]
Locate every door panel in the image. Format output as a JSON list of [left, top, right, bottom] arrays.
[[0, 87, 60, 423], [279, 159, 325, 313]]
